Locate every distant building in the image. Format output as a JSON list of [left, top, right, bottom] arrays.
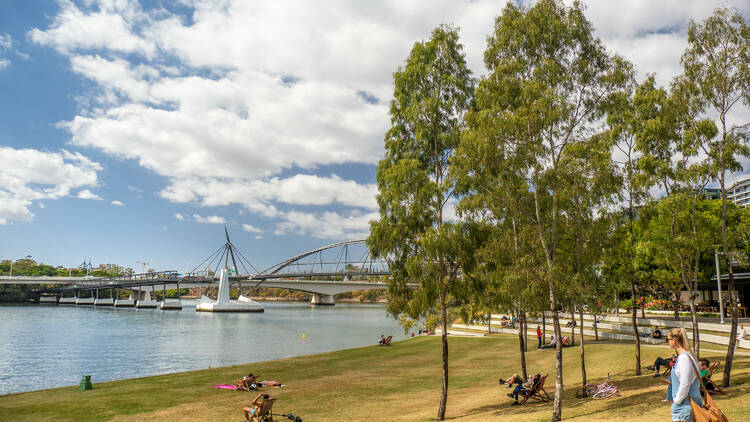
[[727, 177, 750, 207], [703, 188, 721, 201]]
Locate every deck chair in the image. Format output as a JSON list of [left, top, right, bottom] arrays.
[[519, 375, 551, 405], [243, 394, 276, 422], [704, 362, 728, 396], [379, 336, 392, 346]]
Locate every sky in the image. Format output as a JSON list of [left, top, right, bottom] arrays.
[[0, 0, 749, 273]]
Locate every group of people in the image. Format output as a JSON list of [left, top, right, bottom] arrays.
[[535, 325, 571, 349]]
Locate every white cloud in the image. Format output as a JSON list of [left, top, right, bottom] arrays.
[[0, 59, 9, 70], [0, 147, 101, 224], [0, 33, 11, 50], [111, 200, 124, 206], [254, 235, 263, 240], [193, 214, 226, 224], [27, 0, 750, 237], [174, 213, 184, 221], [77, 189, 103, 200], [242, 224, 262, 233], [159, 174, 377, 217], [28, 1, 155, 57], [275, 210, 377, 240], [127, 185, 143, 192]]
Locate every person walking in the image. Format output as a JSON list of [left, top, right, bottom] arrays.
[[665, 328, 702, 422], [536, 326, 542, 349]]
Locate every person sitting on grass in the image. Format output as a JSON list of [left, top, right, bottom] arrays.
[[541, 334, 556, 349], [651, 326, 662, 339], [646, 355, 676, 377], [502, 373, 541, 405]]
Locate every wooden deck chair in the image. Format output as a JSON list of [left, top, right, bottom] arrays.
[[705, 361, 728, 396], [243, 394, 276, 422], [519, 375, 551, 405], [379, 336, 392, 346]]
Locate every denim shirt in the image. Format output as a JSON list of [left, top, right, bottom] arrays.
[[669, 354, 702, 422]]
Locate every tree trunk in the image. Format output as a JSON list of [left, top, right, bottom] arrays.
[[631, 283, 641, 375], [570, 308, 575, 346], [594, 316, 599, 341], [689, 297, 700, 359], [437, 288, 448, 420], [488, 312, 492, 335], [519, 309, 527, 380], [720, 151, 739, 388], [523, 310, 529, 352], [579, 308, 587, 386], [552, 301, 563, 421], [641, 303, 646, 319], [542, 312, 546, 344], [673, 291, 681, 320]]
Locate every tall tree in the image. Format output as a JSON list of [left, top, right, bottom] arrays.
[[367, 24, 474, 421], [603, 72, 655, 375], [475, 1, 628, 419], [681, 7, 750, 387]]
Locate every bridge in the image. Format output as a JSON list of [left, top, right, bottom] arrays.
[[5, 231, 392, 309]]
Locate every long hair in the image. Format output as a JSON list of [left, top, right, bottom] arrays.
[[669, 327, 690, 351]]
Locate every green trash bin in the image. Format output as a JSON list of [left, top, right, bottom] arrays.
[[78, 375, 92, 391]]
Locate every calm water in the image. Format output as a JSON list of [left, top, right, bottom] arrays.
[[0, 301, 404, 395]]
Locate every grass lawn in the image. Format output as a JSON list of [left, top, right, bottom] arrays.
[[1, 335, 749, 421]]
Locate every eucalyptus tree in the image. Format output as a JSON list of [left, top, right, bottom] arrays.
[[452, 70, 548, 381], [602, 72, 656, 374], [681, 7, 750, 387], [468, 1, 629, 419], [556, 134, 620, 386], [643, 192, 719, 358], [367, 24, 474, 421]]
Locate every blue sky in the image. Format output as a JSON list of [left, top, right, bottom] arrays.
[[1, 0, 748, 273]]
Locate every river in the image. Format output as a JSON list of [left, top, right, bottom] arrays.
[[0, 301, 404, 395]]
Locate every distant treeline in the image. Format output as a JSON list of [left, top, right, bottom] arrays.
[[0, 258, 133, 302]]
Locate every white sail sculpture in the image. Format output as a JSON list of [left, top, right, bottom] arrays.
[[195, 268, 264, 312]]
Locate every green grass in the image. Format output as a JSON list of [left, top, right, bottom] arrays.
[[1, 336, 749, 421]]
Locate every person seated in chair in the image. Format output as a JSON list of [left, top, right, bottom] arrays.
[[242, 393, 274, 422], [565, 320, 576, 328], [697, 358, 727, 395], [646, 354, 676, 377], [237, 373, 258, 391], [502, 373, 541, 405]]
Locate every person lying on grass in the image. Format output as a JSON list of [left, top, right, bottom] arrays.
[[501, 373, 541, 405]]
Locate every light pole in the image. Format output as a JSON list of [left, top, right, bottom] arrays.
[[8, 255, 32, 277], [714, 247, 725, 324]]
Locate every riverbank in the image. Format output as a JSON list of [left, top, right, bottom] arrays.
[[2, 335, 749, 421]]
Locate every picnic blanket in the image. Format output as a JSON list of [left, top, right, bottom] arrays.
[[212, 384, 238, 390]]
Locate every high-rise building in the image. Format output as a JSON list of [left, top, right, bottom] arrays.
[[727, 177, 750, 207]]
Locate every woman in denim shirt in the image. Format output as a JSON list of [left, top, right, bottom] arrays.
[[665, 328, 702, 421]]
